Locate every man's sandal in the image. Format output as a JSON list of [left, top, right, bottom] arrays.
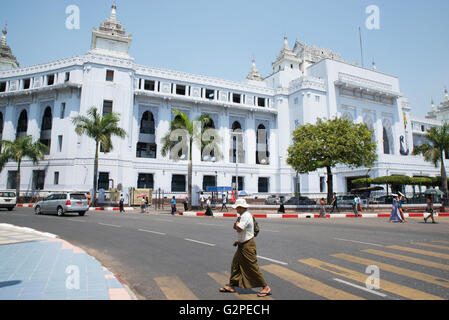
[[219, 287, 236, 293], [257, 290, 272, 297]]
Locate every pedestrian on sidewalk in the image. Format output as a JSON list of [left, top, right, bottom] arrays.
[[199, 192, 205, 210], [398, 192, 407, 222], [171, 196, 177, 215], [221, 193, 228, 212], [424, 194, 436, 223], [278, 197, 285, 213], [145, 196, 150, 213], [389, 194, 403, 222], [140, 197, 146, 213], [205, 196, 213, 216], [330, 193, 339, 213], [183, 196, 188, 212], [119, 194, 125, 213], [219, 198, 271, 298], [319, 198, 326, 217]]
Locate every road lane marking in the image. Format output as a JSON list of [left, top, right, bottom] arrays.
[[154, 276, 198, 300], [334, 238, 384, 247], [333, 278, 388, 298], [207, 272, 274, 300], [184, 238, 215, 247], [299, 258, 443, 300], [433, 240, 449, 245], [257, 255, 288, 266], [67, 219, 86, 223], [413, 242, 449, 251], [155, 218, 173, 222], [98, 223, 121, 228], [362, 249, 449, 272], [387, 245, 449, 260], [138, 229, 166, 235], [261, 264, 364, 300], [332, 253, 449, 288]]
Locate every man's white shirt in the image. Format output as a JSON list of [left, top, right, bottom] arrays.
[[236, 211, 254, 243]]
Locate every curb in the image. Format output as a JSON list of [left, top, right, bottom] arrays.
[[0, 223, 59, 238], [15, 204, 134, 212], [179, 212, 449, 219]]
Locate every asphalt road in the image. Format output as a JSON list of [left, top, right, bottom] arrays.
[[1, 207, 449, 300]]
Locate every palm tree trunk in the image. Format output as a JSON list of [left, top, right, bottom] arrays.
[[92, 141, 99, 207], [188, 138, 193, 210], [16, 160, 21, 203], [441, 151, 448, 206]]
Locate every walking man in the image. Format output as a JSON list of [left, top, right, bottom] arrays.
[[119, 194, 125, 213], [221, 193, 228, 212], [319, 198, 326, 218], [424, 194, 436, 223], [330, 193, 339, 213], [171, 196, 177, 215], [219, 198, 271, 297]]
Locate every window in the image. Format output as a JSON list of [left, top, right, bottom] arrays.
[[54, 172, 60, 185], [103, 100, 113, 116], [256, 124, 269, 165], [0, 112, 3, 140], [315, 95, 320, 103], [171, 175, 186, 192], [383, 127, 391, 155], [58, 135, 63, 152], [136, 143, 157, 159], [176, 85, 186, 96], [138, 174, 154, 189], [106, 70, 114, 82], [7, 171, 17, 190], [230, 121, 244, 164], [144, 80, 155, 91], [40, 107, 53, 155], [232, 176, 244, 191], [0, 81, 6, 92], [32, 170, 45, 190], [421, 125, 425, 132], [23, 78, 31, 90], [47, 74, 55, 86], [257, 98, 266, 107], [232, 93, 241, 104], [202, 176, 217, 191], [205, 89, 215, 100], [98, 172, 109, 190], [60, 103, 66, 119], [320, 177, 326, 193], [258, 178, 269, 193], [16, 110, 28, 139], [65, 72, 70, 82]]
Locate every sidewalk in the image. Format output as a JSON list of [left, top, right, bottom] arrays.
[[0, 224, 136, 300]]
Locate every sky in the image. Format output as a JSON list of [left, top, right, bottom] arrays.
[[1, 0, 448, 117]]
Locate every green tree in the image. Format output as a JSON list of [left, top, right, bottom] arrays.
[[412, 123, 449, 205], [287, 117, 377, 202], [72, 107, 127, 207], [0, 136, 49, 200], [161, 109, 221, 210]]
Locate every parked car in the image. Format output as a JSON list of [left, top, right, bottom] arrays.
[[264, 195, 286, 205], [34, 193, 89, 216], [285, 196, 316, 205], [0, 191, 16, 211]]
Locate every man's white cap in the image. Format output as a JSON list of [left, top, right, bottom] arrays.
[[232, 198, 250, 209]]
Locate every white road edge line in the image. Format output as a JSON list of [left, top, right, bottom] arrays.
[[138, 229, 166, 235], [257, 255, 288, 266], [184, 238, 216, 247], [334, 238, 384, 247], [333, 278, 388, 298], [98, 223, 121, 228], [67, 219, 86, 223]]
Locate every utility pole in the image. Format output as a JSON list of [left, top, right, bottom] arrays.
[[359, 26, 364, 68]]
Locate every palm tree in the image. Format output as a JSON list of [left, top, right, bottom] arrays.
[[0, 136, 49, 200], [72, 107, 127, 207], [413, 123, 449, 206], [161, 109, 221, 210]]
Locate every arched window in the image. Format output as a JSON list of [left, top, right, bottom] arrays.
[[363, 116, 375, 143], [256, 124, 269, 165], [16, 110, 28, 139], [137, 111, 157, 159], [201, 117, 216, 162], [383, 127, 390, 155], [0, 112, 3, 140], [40, 107, 52, 154], [230, 121, 243, 163], [343, 112, 353, 122]]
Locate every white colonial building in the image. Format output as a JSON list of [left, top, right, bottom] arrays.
[[0, 5, 446, 201]]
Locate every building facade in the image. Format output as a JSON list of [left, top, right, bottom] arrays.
[[0, 5, 446, 201]]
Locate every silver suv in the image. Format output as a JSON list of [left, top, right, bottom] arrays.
[[34, 193, 89, 216]]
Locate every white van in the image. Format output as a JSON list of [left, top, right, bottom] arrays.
[[0, 191, 17, 211]]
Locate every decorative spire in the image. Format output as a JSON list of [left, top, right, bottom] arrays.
[[445, 87, 448, 101], [1, 24, 7, 46], [283, 34, 291, 51], [246, 56, 263, 81], [110, 1, 117, 22]]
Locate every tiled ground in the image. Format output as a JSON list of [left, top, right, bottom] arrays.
[[0, 227, 133, 300]]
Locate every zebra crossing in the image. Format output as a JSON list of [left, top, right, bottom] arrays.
[[151, 240, 449, 300]]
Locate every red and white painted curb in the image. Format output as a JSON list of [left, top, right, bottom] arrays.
[[16, 204, 134, 212], [179, 212, 449, 219], [16, 204, 34, 208]]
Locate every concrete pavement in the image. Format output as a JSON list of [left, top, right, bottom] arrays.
[[0, 223, 136, 300]]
